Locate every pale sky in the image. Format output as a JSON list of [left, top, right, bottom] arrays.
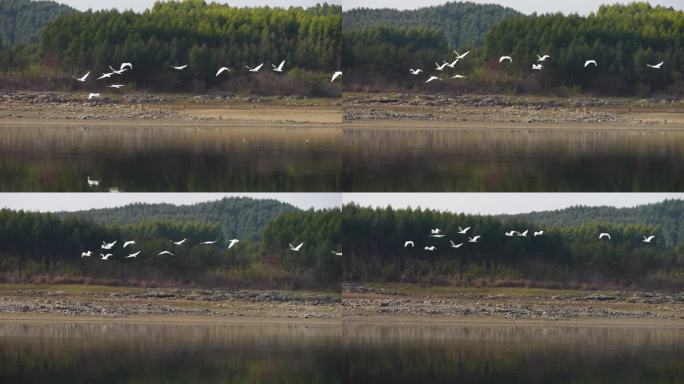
[[343, 194, 684, 215], [58, 0, 339, 12], [0, 193, 341, 212], [342, 0, 683, 14]]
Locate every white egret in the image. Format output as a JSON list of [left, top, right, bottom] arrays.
[[246, 63, 263, 72], [505, 231, 516, 237], [532, 64, 543, 70], [409, 68, 423, 75], [584, 60, 598, 68], [599, 233, 611, 240], [120, 63, 133, 71], [172, 239, 187, 246], [537, 55, 551, 62], [468, 236, 481, 243], [288, 242, 304, 252], [331, 251, 343, 256], [453, 50, 470, 60], [107, 84, 125, 89], [534, 231, 544, 237], [81, 251, 92, 258], [451, 74, 467, 79], [518, 230, 529, 237], [227, 239, 240, 249], [100, 253, 112, 260], [404, 241, 415, 248], [425, 76, 440, 83], [449, 241, 463, 248], [125, 251, 141, 258], [87, 176, 100, 187], [458, 226, 471, 235], [88, 93, 101, 100], [647, 62, 664, 69], [215, 67, 231, 77], [97, 73, 113, 80], [108, 65, 127, 75], [499, 56, 513, 63], [101, 241, 116, 250], [331, 71, 342, 82], [74, 72, 90, 82], [431, 229, 442, 235], [643, 235, 655, 243], [435, 62, 449, 71], [202, 241, 217, 245], [272, 60, 286, 72], [123, 241, 135, 248], [425, 246, 436, 251], [158, 251, 174, 256], [170, 65, 188, 70]]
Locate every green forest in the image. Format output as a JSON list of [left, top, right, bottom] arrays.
[[0, 0, 74, 44], [343, 202, 684, 290], [0, 198, 341, 290], [344, 2, 684, 95], [0, 0, 341, 95], [343, 2, 520, 48]]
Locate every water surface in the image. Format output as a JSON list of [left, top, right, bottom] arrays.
[[342, 127, 684, 191], [0, 125, 341, 191]]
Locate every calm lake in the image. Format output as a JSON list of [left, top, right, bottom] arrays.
[[1, 321, 682, 383], [342, 127, 684, 191], [0, 125, 341, 191]]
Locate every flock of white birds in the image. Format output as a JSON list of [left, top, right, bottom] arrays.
[[404, 227, 657, 252], [412, 49, 665, 84], [81, 238, 343, 260], [74, 60, 343, 100]]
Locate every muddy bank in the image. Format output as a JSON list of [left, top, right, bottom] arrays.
[[342, 285, 684, 322], [343, 93, 684, 126], [0, 91, 341, 124]]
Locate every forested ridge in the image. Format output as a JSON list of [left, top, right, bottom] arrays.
[[0, 0, 341, 94], [59, 197, 298, 240], [343, 2, 521, 48], [0, 199, 341, 289], [0, 0, 75, 45], [344, 3, 684, 95], [343, 202, 684, 289]]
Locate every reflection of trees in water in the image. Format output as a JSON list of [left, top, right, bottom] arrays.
[[0, 125, 341, 191], [342, 129, 684, 191], [0, 323, 345, 384]]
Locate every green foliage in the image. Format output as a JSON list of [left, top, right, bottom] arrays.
[[343, 203, 683, 289], [37, 0, 341, 90], [0, 199, 342, 289], [0, 0, 75, 45], [343, 2, 520, 47], [59, 197, 297, 241]]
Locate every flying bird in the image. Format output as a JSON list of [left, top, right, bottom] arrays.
[[404, 241, 415, 248], [170, 65, 188, 70], [331, 251, 343, 256], [517, 230, 529, 237], [215, 67, 231, 77], [449, 241, 463, 249], [451, 74, 467, 79], [331, 71, 342, 82], [120, 63, 133, 71], [409, 68, 423, 75], [123, 241, 135, 248], [425, 246, 436, 251], [88, 93, 101, 100], [96, 73, 113, 80], [100, 253, 112, 260], [430, 234, 445, 238], [435, 62, 449, 71], [101, 241, 116, 250], [468, 236, 481, 243], [431, 229, 442, 235], [505, 231, 516, 237], [584, 60, 598, 68], [172, 239, 187, 246], [599, 233, 611, 240], [158, 251, 174, 256], [227, 239, 240, 249], [446, 58, 459, 68], [87, 176, 100, 187], [107, 84, 125, 89], [647, 61, 664, 69], [125, 251, 141, 259], [425, 76, 441, 83], [246, 63, 264, 72], [81, 251, 92, 258], [537, 55, 551, 62], [108, 65, 127, 75], [272, 60, 286, 72], [532, 64, 543, 70], [458, 226, 471, 235], [74, 72, 90, 82], [534, 231, 544, 237], [453, 50, 470, 60], [643, 235, 656, 243], [288, 242, 304, 252], [202, 241, 217, 245], [499, 56, 513, 63]]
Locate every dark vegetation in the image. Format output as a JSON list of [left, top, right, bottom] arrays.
[[0, 0, 75, 44], [0, 0, 341, 96], [343, 202, 684, 290], [343, 2, 684, 96], [0, 198, 341, 290]]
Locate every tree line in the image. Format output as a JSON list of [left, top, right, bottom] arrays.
[[0, 204, 342, 290], [343, 3, 684, 95], [342, 204, 684, 289]]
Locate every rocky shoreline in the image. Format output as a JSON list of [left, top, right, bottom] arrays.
[[343, 93, 683, 125]]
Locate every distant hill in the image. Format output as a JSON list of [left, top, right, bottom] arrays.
[[343, 1, 521, 48], [0, 0, 75, 45], [59, 197, 298, 240], [504, 200, 684, 246]]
